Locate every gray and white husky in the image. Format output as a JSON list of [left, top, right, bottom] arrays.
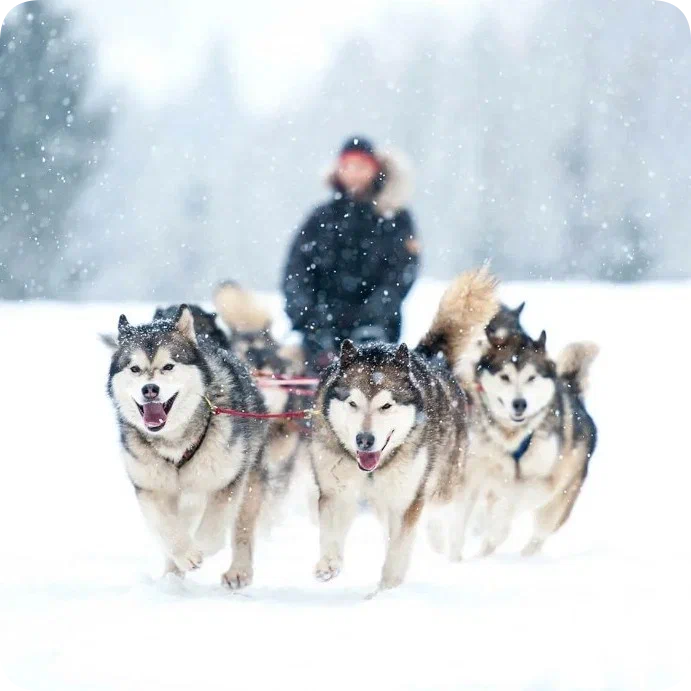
[[107, 305, 268, 588], [309, 268, 499, 593], [454, 327, 599, 558]]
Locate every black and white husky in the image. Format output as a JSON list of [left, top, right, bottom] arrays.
[[309, 268, 499, 593], [107, 305, 268, 588]]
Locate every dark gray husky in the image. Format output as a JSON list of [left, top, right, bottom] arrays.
[[309, 268, 499, 593], [107, 305, 268, 588]]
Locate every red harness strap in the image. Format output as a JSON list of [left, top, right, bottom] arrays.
[[203, 396, 317, 421], [251, 370, 320, 386], [256, 381, 316, 397]]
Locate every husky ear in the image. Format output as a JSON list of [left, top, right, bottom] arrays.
[[175, 305, 197, 343], [100, 333, 119, 350], [535, 330, 547, 352], [118, 314, 132, 342], [339, 339, 358, 368], [513, 302, 526, 318], [394, 342, 410, 368]]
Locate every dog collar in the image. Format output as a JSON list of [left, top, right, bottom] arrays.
[[168, 412, 213, 469], [511, 433, 533, 463]]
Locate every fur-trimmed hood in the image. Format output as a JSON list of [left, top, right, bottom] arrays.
[[324, 149, 413, 216]]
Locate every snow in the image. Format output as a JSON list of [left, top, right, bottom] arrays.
[[1, 280, 689, 690]]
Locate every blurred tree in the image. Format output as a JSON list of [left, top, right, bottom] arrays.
[[0, 1, 110, 298]]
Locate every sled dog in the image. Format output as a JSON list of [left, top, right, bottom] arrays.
[[309, 268, 498, 592], [454, 327, 598, 558], [214, 281, 310, 515], [107, 305, 268, 588]]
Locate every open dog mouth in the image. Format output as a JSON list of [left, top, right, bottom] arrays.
[[135, 393, 178, 432], [356, 430, 395, 472]]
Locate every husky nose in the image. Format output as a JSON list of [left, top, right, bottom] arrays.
[[356, 432, 376, 451], [142, 383, 160, 401], [512, 398, 527, 415]]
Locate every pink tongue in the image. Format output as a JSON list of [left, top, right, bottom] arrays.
[[357, 451, 381, 471], [143, 402, 167, 428]]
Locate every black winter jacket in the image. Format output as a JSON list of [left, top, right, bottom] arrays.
[[283, 156, 419, 346]]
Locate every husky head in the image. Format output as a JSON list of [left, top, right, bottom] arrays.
[[232, 328, 285, 373], [153, 304, 230, 351], [322, 340, 421, 473], [486, 302, 526, 344], [476, 330, 556, 426], [108, 306, 209, 436], [458, 302, 526, 386]]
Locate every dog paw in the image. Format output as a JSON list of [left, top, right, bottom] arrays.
[[171, 547, 203, 572], [521, 541, 543, 557], [378, 575, 404, 592], [479, 543, 497, 558], [222, 565, 253, 590], [314, 556, 342, 582], [163, 559, 185, 578]]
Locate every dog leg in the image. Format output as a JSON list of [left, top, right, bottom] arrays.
[[136, 489, 204, 573], [315, 491, 357, 582], [449, 484, 482, 562], [379, 497, 424, 591], [480, 491, 513, 557], [223, 468, 264, 590], [426, 516, 446, 555], [522, 474, 584, 556], [195, 492, 237, 557]]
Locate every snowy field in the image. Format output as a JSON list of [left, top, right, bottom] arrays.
[[1, 279, 689, 691]]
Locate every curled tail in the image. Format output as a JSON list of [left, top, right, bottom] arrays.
[[556, 341, 599, 398], [417, 267, 499, 367], [213, 281, 272, 333]]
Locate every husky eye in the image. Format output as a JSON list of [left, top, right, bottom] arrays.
[[348, 401, 358, 409], [162, 363, 175, 372], [380, 402, 392, 411], [500, 374, 510, 383], [130, 365, 141, 374], [526, 375, 536, 383]]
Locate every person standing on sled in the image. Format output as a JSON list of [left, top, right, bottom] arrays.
[[282, 136, 420, 373]]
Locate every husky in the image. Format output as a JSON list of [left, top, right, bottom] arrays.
[[452, 327, 598, 559], [309, 268, 498, 593], [107, 305, 268, 588], [214, 281, 310, 520]]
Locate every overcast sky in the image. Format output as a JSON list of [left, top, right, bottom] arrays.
[[38, 0, 545, 113]]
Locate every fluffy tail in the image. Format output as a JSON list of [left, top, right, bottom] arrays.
[[417, 267, 499, 367], [556, 341, 599, 398], [213, 281, 272, 333]]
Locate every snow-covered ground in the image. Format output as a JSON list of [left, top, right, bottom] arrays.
[[1, 279, 689, 691]]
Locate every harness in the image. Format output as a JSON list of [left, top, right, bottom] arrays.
[[202, 396, 319, 422], [167, 413, 213, 469], [511, 433, 533, 463]]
